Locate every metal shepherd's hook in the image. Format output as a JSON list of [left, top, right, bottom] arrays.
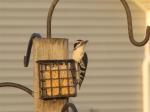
[[120, 0, 150, 47], [47, 0, 60, 38], [47, 0, 150, 46]]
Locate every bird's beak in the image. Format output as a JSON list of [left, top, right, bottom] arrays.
[[81, 40, 88, 45]]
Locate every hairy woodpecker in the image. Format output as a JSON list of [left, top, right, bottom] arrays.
[[72, 40, 88, 89]]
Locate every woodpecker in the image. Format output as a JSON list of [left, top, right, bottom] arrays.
[[72, 40, 88, 89]]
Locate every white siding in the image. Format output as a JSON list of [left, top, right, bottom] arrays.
[[0, 0, 145, 112]]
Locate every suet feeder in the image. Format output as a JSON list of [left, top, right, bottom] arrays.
[[37, 59, 77, 100]]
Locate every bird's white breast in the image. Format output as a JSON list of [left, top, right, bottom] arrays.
[[72, 46, 84, 62]]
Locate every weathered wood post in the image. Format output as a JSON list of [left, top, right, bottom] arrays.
[[24, 0, 77, 112], [33, 38, 68, 112]]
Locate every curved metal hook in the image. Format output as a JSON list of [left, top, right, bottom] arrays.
[[47, 0, 150, 46], [47, 0, 59, 38], [120, 0, 150, 47], [0, 82, 33, 96], [24, 33, 42, 67], [61, 102, 78, 112]]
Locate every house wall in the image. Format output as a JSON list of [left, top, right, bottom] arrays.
[[0, 0, 146, 112]]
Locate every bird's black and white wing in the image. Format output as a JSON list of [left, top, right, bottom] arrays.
[[78, 52, 88, 89]]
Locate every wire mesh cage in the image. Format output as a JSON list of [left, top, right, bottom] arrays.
[[37, 59, 77, 100]]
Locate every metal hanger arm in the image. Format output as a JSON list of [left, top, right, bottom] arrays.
[[61, 102, 78, 112], [0, 82, 33, 96], [24, 33, 42, 67], [47, 0, 60, 38], [120, 0, 150, 47], [47, 0, 150, 46]]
